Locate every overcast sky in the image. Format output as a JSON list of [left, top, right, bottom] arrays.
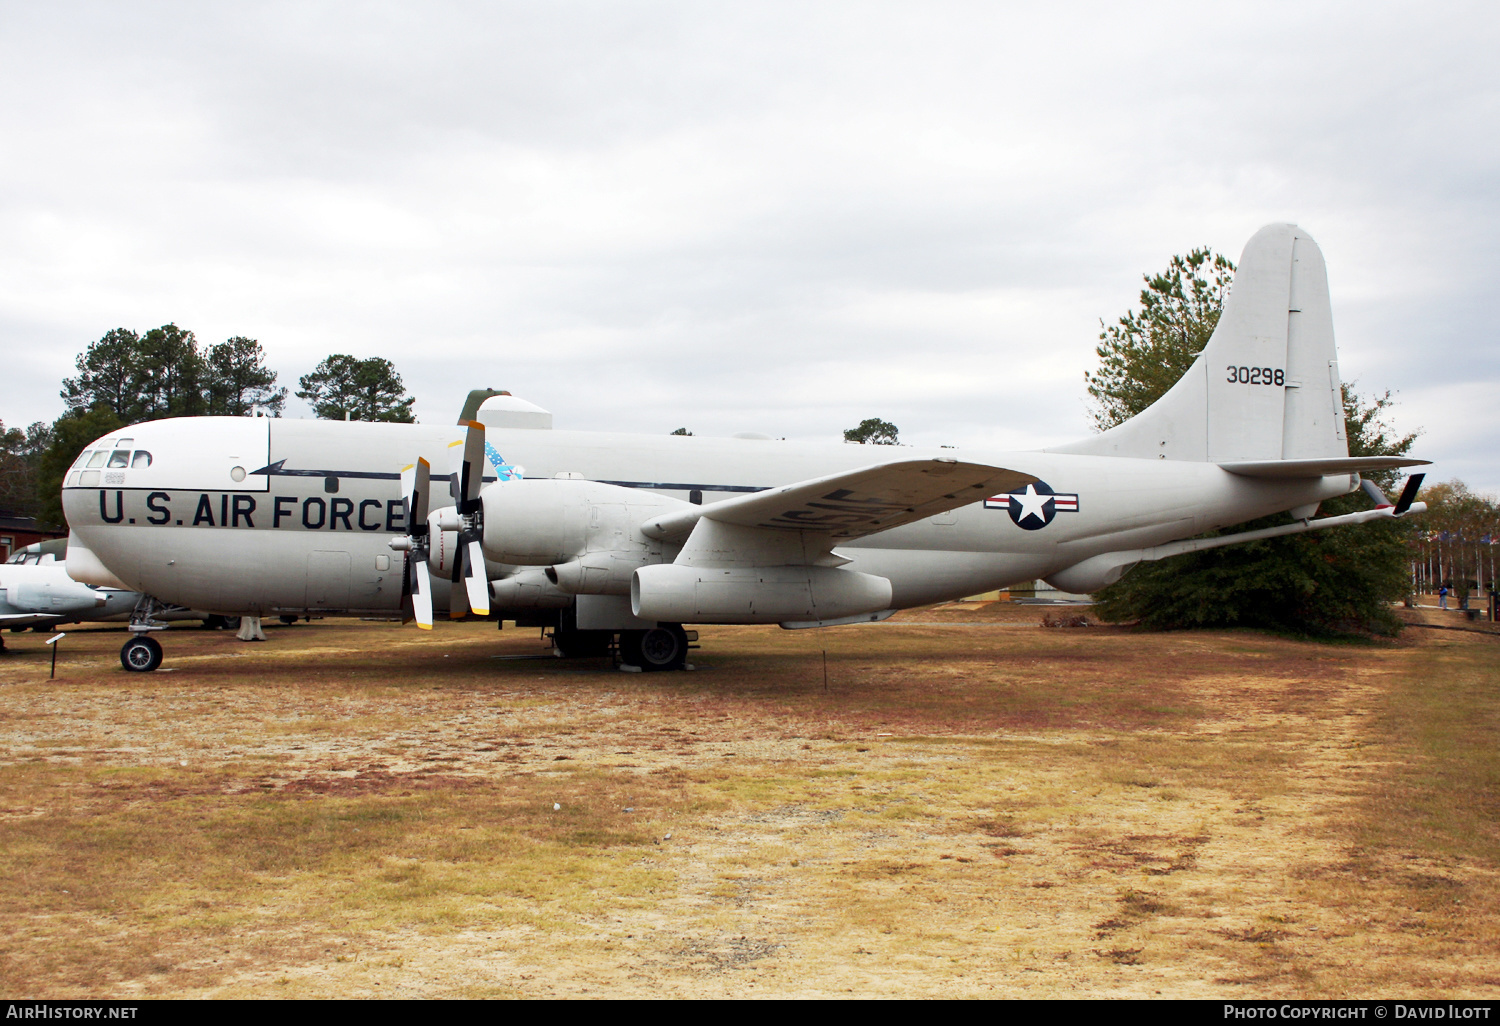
[[2, 1, 1496, 492]]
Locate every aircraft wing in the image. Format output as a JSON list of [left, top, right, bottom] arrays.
[[641, 459, 1036, 544]]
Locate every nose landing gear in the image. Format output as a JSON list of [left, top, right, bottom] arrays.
[[120, 635, 163, 672], [121, 595, 169, 673]]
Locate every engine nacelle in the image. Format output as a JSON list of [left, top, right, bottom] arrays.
[[6, 568, 107, 615], [631, 563, 893, 625], [480, 479, 688, 567]]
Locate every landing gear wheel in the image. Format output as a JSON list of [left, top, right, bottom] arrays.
[[120, 636, 163, 673], [619, 624, 688, 672], [223, 616, 242, 631], [279, 615, 298, 625]]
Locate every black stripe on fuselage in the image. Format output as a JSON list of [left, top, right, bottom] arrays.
[[73, 469, 771, 493], [251, 460, 768, 493], [595, 480, 767, 493]]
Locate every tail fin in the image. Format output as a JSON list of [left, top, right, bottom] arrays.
[[1050, 224, 1347, 463]]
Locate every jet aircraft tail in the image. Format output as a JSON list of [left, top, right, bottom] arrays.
[[1048, 223, 1350, 467]]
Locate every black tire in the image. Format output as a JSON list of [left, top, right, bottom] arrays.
[[279, 615, 298, 625], [223, 616, 241, 631], [619, 624, 688, 672], [120, 636, 163, 673]]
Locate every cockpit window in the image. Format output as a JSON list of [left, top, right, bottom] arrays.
[[75, 451, 92, 467], [131, 451, 152, 468], [86, 451, 109, 468], [107, 450, 130, 468], [116, 439, 132, 447]]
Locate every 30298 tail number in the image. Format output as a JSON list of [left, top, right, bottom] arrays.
[[1227, 366, 1284, 385]]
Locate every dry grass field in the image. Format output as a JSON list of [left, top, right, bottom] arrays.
[[0, 603, 1497, 999]]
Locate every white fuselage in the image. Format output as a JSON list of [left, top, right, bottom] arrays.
[[62, 417, 1354, 618]]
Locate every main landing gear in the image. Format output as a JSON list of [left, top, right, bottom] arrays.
[[619, 624, 690, 672], [546, 610, 693, 672]]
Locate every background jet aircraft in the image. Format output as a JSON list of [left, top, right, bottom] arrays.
[[0, 541, 139, 645], [62, 225, 1428, 672]]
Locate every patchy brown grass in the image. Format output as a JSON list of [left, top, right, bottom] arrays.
[[0, 607, 1496, 997]]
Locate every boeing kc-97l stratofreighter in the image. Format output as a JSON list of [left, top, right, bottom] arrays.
[[61, 224, 1429, 672]]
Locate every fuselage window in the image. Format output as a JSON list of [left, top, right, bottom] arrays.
[[324, 475, 339, 493], [107, 450, 130, 468], [86, 451, 109, 468], [132, 451, 152, 468]]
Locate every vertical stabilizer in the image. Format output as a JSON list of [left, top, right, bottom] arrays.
[[1048, 224, 1348, 464]]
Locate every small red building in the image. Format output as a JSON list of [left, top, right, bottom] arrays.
[[0, 510, 67, 561]]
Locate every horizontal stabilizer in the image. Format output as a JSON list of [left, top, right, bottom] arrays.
[[1219, 456, 1430, 479], [640, 459, 1035, 544]]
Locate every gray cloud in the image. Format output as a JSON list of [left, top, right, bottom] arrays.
[[2, 1, 1495, 490]]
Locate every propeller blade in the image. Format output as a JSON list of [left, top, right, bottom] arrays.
[[464, 538, 489, 615], [449, 540, 469, 620], [403, 458, 431, 534], [451, 421, 486, 514], [399, 557, 414, 624], [1393, 473, 1425, 516], [412, 559, 433, 629]]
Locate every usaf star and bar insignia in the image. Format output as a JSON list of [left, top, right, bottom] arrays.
[[984, 480, 1079, 531]]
